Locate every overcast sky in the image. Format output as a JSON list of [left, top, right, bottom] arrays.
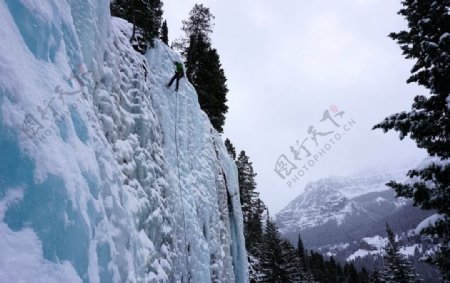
[[163, 0, 427, 213]]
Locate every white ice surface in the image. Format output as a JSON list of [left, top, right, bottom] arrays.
[[0, 1, 248, 282]]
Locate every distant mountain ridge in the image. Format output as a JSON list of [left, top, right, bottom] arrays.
[[276, 172, 432, 248]]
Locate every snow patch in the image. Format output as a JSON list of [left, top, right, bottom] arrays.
[[362, 235, 388, 250], [400, 244, 421, 256], [394, 197, 408, 208], [347, 249, 381, 261], [415, 213, 443, 234], [375, 196, 387, 203]]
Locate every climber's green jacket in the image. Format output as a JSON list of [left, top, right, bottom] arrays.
[[175, 62, 184, 76]]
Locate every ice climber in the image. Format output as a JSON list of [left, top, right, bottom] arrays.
[[167, 61, 184, 92]]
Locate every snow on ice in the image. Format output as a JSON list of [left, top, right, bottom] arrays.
[[0, 0, 248, 282]]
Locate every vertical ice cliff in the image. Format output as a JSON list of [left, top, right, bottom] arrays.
[[0, 0, 248, 282]]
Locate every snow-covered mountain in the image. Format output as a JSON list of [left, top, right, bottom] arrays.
[[0, 1, 247, 282], [276, 173, 432, 248]]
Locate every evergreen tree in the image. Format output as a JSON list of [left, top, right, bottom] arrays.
[[224, 138, 236, 160], [324, 257, 342, 283], [173, 4, 214, 55], [360, 268, 370, 283], [199, 46, 228, 132], [381, 224, 421, 283], [335, 263, 345, 283], [309, 251, 327, 282], [246, 198, 265, 253], [237, 151, 257, 226], [372, 1, 450, 279], [177, 5, 228, 132], [343, 263, 359, 283], [297, 234, 308, 272], [111, 0, 127, 18], [182, 4, 214, 39], [260, 218, 307, 282], [369, 271, 382, 283], [185, 33, 228, 132], [236, 151, 265, 253], [248, 253, 262, 283], [111, 0, 163, 46], [281, 239, 304, 282], [160, 19, 168, 45], [260, 218, 284, 282], [184, 33, 207, 85]]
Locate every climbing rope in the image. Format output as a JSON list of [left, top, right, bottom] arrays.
[[175, 90, 190, 282]]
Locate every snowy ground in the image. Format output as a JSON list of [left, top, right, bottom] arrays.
[[0, 0, 247, 282], [346, 232, 425, 262]]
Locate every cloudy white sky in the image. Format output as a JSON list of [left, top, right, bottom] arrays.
[[164, 0, 427, 213]]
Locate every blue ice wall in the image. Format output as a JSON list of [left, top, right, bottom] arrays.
[[70, 106, 89, 143], [0, 0, 249, 281], [0, 120, 90, 280], [5, 0, 60, 62]]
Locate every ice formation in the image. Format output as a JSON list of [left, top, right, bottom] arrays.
[[0, 1, 248, 282]]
